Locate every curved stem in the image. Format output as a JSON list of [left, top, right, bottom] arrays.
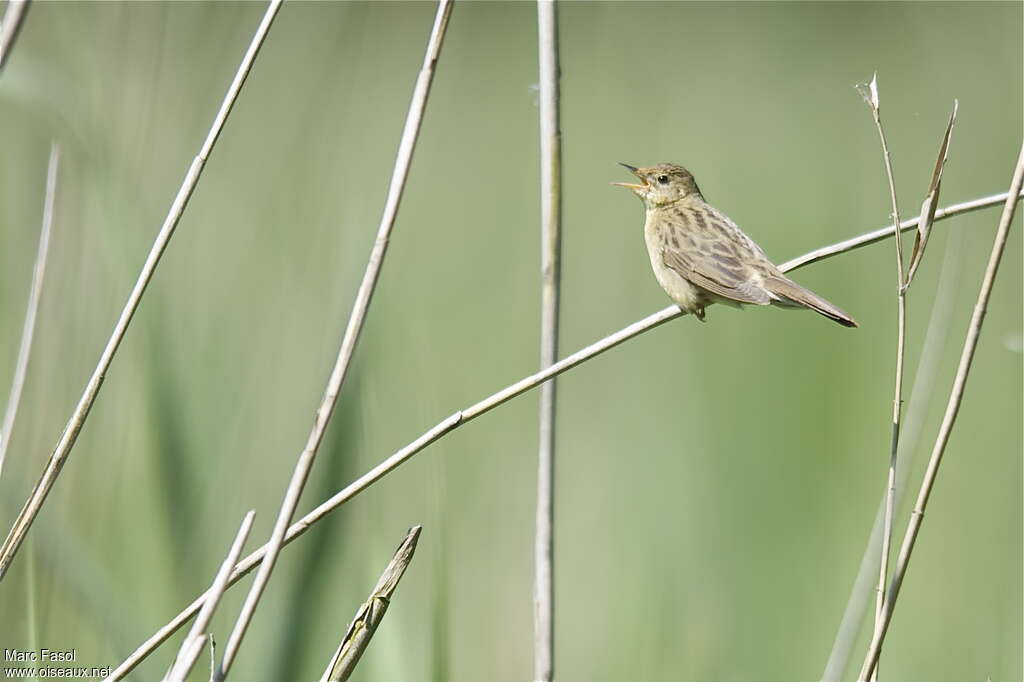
[[105, 188, 1022, 681]]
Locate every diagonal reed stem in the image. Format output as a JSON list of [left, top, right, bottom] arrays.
[[778, 190, 1020, 273], [211, 3, 452, 678], [0, 0, 29, 71], [0, 0, 284, 582], [322, 526, 422, 682], [105, 189, 1023, 681], [164, 511, 255, 682], [857, 141, 1024, 681], [0, 143, 59, 479], [534, 1, 562, 681]]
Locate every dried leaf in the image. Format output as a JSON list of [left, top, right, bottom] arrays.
[[906, 100, 958, 287]]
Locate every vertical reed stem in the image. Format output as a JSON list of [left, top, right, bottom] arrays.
[[535, 2, 562, 680], [860, 76, 905, 679]]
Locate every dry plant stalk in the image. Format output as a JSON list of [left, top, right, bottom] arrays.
[[207, 635, 216, 681], [0, 0, 29, 71], [778, 191, 1018, 273], [0, 0, 284, 582], [858, 78, 906, 670], [859, 76, 958, 678], [857, 141, 1024, 681], [104, 189, 1021, 681], [0, 143, 58, 479], [211, 3, 453, 678], [821, 227, 965, 681], [321, 526, 422, 682], [534, 1, 562, 680], [164, 511, 255, 682]]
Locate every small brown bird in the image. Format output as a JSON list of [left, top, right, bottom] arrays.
[[614, 163, 858, 327]]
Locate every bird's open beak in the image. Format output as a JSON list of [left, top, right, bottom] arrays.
[[611, 163, 647, 195]]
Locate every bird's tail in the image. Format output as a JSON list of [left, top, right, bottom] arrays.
[[765, 276, 858, 328]]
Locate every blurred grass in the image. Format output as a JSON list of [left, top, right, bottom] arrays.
[[0, 2, 1020, 681]]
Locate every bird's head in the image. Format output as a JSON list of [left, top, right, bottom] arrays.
[[613, 163, 703, 208]]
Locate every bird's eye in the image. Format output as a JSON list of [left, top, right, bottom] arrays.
[[657, 175, 669, 185]]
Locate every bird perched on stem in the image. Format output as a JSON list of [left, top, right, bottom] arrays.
[[614, 163, 858, 328]]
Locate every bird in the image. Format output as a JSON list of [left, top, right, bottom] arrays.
[[613, 162, 858, 328]]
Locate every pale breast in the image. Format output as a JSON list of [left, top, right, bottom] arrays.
[[643, 213, 705, 313]]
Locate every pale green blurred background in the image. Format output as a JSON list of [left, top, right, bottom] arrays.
[[0, 2, 1021, 680]]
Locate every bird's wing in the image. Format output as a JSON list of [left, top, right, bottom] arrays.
[[660, 206, 773, 306]]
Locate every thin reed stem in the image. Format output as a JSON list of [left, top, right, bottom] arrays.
[[857, 141, 1024, 681], [322, 526, 422, 682], [828, 93, 958, 682], [104, 189, 1022, 681], [164, 511, 255, 682], [0, 143, 58, 479], [821, 227, 965, 682], [0, 0, 284, 582], [859, 75, 905, 679], [211, 3, 453, 678], [778, 190, 1021, 273], [0, 0, 29, 71], [534, 2, 561, 681]]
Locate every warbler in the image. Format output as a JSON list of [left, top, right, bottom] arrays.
[[614, 163, 858, 327]]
